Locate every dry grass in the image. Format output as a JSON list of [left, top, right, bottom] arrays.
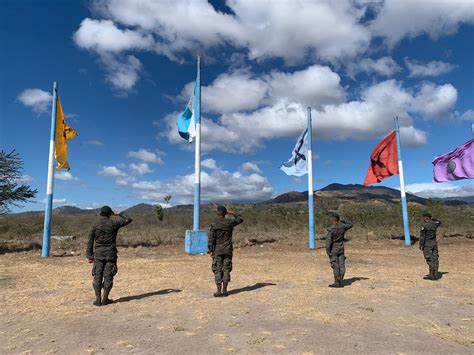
[[1, 237, 473, 354]]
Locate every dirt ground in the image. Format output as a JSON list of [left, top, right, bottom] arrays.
[[1, 238, 473, 354]]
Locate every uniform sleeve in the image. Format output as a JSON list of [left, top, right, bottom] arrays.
[[229, 215, 244, 227], [86, 226, 95, 259], [419, 224, 426, 248], [341, 220, 353, 231], [433, 218, 442, 228], [208, 224, 216, 253], [114, 213, 133, 229], [326, 228, 333, 256]]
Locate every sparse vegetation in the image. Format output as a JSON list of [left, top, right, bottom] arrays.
[[0, 198, 472, 254]]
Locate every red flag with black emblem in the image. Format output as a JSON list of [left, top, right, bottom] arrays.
[[364, 131, 399, 186]]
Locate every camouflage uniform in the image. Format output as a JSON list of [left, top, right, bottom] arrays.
[[208, 215, 244, 286], [420, 218, 442, 280], [326, 220, 353, 287], [86, 213, 132, 301]]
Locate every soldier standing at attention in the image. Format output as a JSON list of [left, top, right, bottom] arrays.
[[326, 213, 353, 288], [419, 212, 442, 281], [87, 206, 133, 306], [208, 206, 244, 297]]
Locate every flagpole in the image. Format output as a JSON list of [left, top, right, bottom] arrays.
[[42, 81, 58, 257], [193, 55, 201, 231], [394, 116, 411, 246], [307, 107, 315, 249]]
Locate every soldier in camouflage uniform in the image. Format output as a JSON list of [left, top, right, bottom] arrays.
[[87, 206, 133, 306], [326, 213, 353, 288], [208, 206, 244, 297], [419, 212, 442, 281]]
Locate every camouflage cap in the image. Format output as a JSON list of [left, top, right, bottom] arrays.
[[422, 212, 432, 218], [100, 205, 113, 215], [217, 205, 227, 214]]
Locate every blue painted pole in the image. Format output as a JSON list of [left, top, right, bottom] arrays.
[[307, 107, 315, 249], [394, 117, 411, 246], [193, 55, 201, 231], [42, 81, 58, 257]]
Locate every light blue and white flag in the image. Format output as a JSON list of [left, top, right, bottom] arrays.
[[281, 128, 309, 176], [177, 81, 197, 142]]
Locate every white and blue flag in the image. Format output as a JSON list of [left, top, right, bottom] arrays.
[[281, 128, 309, 176], [177, 81, 197, 142]]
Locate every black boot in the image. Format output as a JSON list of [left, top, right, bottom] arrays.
[[433, 265, 439, 280], [424, 267, 436, 281], [214, 283, 223, 297], [329, 276, 340, 288], [93, 288, 102, 307], [222, 283, 229, 297], [339, 273, 345, 288], [102, 288, 113, 305]]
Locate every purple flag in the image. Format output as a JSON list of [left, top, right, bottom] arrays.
[[433, 139, 474, 182]]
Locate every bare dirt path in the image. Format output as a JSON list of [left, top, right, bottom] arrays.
[[1, 239, 473, 354]]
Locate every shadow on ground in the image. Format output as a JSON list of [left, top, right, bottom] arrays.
[[228, 282, 276, 295], [115, 289, 182, 303], [342, 277, 369, 286]]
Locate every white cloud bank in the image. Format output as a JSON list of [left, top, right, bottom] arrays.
[[405, 58, 457, 77], [406, 182, 474, 199], [164, 76, 460, 153]]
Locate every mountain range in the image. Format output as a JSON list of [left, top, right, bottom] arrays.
[[16, 183, 472, 216]]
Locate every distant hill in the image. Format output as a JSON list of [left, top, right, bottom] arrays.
[[264, 183, 468, 206], [12, 183, 471, 216], [123, 203, 155, 215]]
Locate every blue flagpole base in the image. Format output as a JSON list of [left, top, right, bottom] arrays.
[[185, 230, 208, 254]]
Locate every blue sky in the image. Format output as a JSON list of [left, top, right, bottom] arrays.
[[1, 0, 473, 211]]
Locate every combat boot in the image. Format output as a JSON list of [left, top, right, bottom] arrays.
[[93, 288, 102, 307], [433, 265, 439, 280], [424, 267, 435, 281], [214, 283, 223, 297], [339, 273, 345, 288], [329, 276, 340, 288], [222, 283, 229, 297], [102, 288, 114, 305]]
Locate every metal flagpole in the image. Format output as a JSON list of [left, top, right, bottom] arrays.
[[193, 55, 201, 231], [42, 81, 58, 257], [394, 116, 411, 246], [307, 107, 315, 249]]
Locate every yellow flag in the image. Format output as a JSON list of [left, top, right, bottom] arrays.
[[55, 96, 77, 171]]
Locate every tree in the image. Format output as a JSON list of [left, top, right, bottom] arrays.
[[154, 204, 164, 222], [0, 150, 37, 215], [163, 195, 172, 208]]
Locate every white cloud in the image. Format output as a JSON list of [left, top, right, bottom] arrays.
[[73, 18, 154, 53], [202, 158, 217, 170], [406, 182, 474, 199], [15, 175, 33, 183], [412, 83, 458, 119], [128, 148, 164, 164], [370, 0, 474, 47], [458, 109, 474, 121], [241, 162, 262, 174], [84, 140, 104, 146], [101, 53, 142, 93], [81, 0, 371, 65], [267, 65, 345, 108], [41, 198, 75, 206], [17, 89, 52, 114], [55, 171, 79, 181], [129, 162, 152, 175], [347, 56, 401, 78], [130, 166, 273, 204], [179, 65, 345, 114], [98, 165, 128, 177], [166, 79, 456, 152], [405, 58, 456, 77]]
